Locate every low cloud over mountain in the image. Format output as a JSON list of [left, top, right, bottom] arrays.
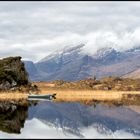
[[1, 2, 140, 61]]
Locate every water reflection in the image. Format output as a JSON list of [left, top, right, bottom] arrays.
[[27, 101, 140, 138], [0, 100, 140, 138], [0, 103, 28, 134], [0, 100, 37, 134]]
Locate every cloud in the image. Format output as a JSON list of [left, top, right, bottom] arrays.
[[82, 28, 140, 55], [0, 2, 140, 61]]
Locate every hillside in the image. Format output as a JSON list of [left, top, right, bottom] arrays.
[[23, 61, 42, 81], [122, 68, 140, 79], [24, 44, 140, 81]]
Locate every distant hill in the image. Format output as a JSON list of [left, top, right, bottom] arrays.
[[23, 61, 42, 82], [24, 43, 140, 81], [122, 68, 140, 79]]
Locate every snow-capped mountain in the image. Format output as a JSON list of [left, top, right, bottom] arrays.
[[93, 47, 118, 59], [39, 43, 84, 63], [25, 43, 140, 81]]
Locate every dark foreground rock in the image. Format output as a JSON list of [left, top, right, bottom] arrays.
[[0, 56, 39, 93], [0, 56, 29, 90]]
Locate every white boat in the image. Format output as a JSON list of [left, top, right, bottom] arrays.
[[28, 93, 56, 100]]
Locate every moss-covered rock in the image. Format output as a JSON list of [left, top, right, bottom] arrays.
[[0, 56, 29, 91]]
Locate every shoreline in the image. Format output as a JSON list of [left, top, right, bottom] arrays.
[[39, 89, 140, 98], [39, 89, 140, 105], [0, 90, 140, 105]]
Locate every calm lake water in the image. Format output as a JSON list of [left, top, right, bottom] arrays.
[[0, 100, 140, 139]]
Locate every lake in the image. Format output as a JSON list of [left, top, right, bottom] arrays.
[[0, 100, 140, 138]]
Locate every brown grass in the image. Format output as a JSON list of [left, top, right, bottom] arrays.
[[0, 92, 28, 101], [39, 89, 140, 102], [0, 80, 140, 103], [33, 81, 140, 103]]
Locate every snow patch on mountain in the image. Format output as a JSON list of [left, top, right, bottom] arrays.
[[38, 43, 85, 63], [92, 47, 118, 59]]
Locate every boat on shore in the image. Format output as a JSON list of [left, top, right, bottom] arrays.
[[28, 93, 56, 100]]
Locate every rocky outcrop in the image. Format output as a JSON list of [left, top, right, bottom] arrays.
[[0, 56, 29, 91], [48, 76, 140, 91]]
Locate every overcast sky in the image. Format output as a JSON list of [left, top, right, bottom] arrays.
[[0, 1, 140, 62]]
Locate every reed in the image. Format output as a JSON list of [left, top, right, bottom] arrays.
[[0, 87, 140, 103], [0, 92, 28, 101], [39, 89, 140, 102]]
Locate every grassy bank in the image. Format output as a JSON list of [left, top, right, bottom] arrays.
[[0, 89, 140, 106], [39, 89, 140, 102], [0, 92, 28, 101]]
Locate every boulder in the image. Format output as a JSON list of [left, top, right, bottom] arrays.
[[0, 56, 30, 91]]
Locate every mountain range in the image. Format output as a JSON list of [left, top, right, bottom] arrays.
[[23, 43, 140, 81]]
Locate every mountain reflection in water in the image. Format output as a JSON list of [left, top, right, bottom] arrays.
[[0, 100, 140, 138]]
